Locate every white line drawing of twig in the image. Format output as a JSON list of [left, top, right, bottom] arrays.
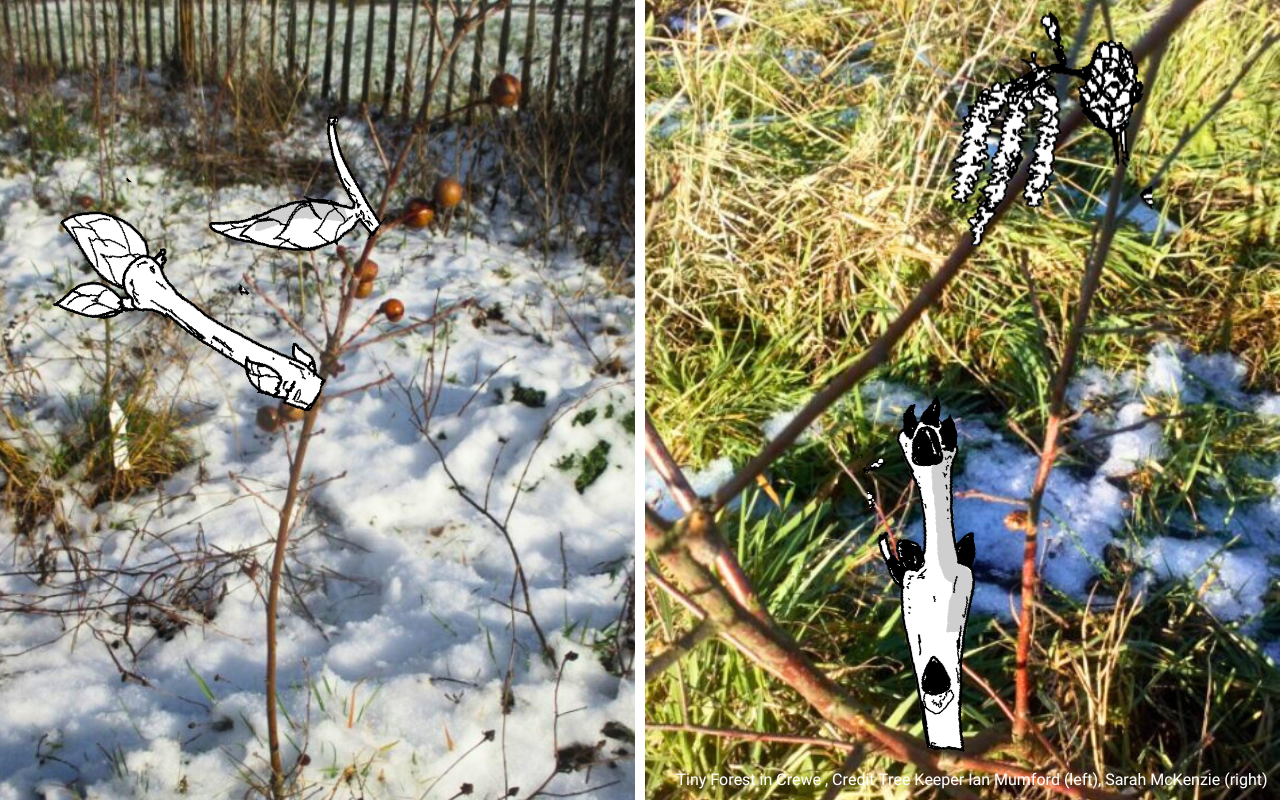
[[878, 398, 975, 750], [209, 118, 380, 250], [55, 214, 324, 408]]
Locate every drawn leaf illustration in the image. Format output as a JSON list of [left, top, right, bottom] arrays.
[[292, 344, 317, 372], [63, 213, 150, 285], [55, 282, 127, 318], [1024, 83, 1060, 206], [211, 200, 361, 251], [245, 359, 283, 395]]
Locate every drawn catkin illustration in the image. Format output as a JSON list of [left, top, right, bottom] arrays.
[[953, 12, 1143, 245]]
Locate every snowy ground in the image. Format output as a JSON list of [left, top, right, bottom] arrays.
[[0, 109, 634, 798], [647, 344, 1280, 659]]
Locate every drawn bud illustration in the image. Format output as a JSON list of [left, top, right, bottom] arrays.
[[1077, 41, 1143, 165], [878, 400, 974, 749]]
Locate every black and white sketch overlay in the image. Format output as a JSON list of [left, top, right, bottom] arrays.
[[210, 118, 379, 250], [55, 214, 325, 408], [953, 12, 1144, 244], [878, 399, 975, 750]]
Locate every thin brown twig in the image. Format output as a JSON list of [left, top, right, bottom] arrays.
[[644, 416, 767, 620]]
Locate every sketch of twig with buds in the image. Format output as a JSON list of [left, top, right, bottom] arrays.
[[954, 12, 1143, 244], [55, 214, 324, 408], [878, 398, 974, 750]]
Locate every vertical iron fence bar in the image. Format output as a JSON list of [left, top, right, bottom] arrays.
[[466, 0, 486, 125], [159, 0, 168, 66], [496, 0, 512, 72], [102, 0, 113, 68], [1, 2, 14, 72], [87, 0, 98, 68], [322, 0, 338, 98], [30, 0, 42, 67], [57, 0, 70, 69], [238, 0, 247, 88], [601, 0, 621, 104], [130, 0, 140, 68], [22, 0, 34, 68], [381, 0, 398, 111], [23, 0, 34, 68], [16, 0, 29, 69], [12, 0, 23, 69], [417, 0, 439, 122], [196, 0, 205, 82], [302, 0, 317, 95], [42, 0, 55, 66], [212, 0, 220, 77], [69, 0, 81, 69], [286, 0, 298, 80], [339, 0, 355, 107], [226, 0, 234, 73], [575, 0, 594, 113], [547, 0, 567, 111], [267, 0, 278, 67], [116, 0, 126, 66], [443, 11, 458, 117], [88, 0, 98, 68], [224, 0, 231, 77], [400, 0, 418, 119], [143, 0, 153, 68], [519, 0, 535, 109], [359, 0, 374, 106]]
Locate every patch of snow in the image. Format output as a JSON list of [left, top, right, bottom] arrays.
[[0, 101, 633, 798], [1100, 402, 1166, 477], [645, 457, 736, 520], [1093, 196, 1182, 238]]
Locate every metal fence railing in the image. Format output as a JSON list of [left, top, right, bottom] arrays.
[[1, 0, 634, 121]]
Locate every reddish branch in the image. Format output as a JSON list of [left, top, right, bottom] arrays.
[[644, 511, 1124, 800], [644, 413, 767, 620], [1015, 39, 1168, 739]]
